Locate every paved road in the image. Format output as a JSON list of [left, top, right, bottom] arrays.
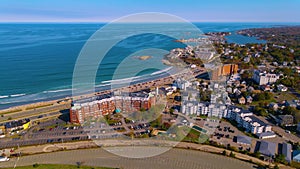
[[1, 148, 256, 169], [0, 103, 70, 124]]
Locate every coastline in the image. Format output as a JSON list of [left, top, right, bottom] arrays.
[[1, 23, 297, 111], [0, 67, 205, 116]]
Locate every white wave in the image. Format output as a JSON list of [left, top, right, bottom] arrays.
[[101, 75, 143, 84], [43, 88, 73, 93], [95, 83, 111, 87], [10, 93, 26, 97], [150, 67, 173, 76], [0, 95, 9, 99]]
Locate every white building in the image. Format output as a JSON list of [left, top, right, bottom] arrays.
[[207, 104, 227, 118], [253, 70, 280, 85], [226, 106, 272, 134], [181, 101, 199, 115], [191, 102, 273, 135], [198, 102, 210, 115], [174, 78, 192, 90]]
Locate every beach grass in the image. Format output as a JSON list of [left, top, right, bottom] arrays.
[[25, 103, 55, 111], [0, 109, 22, 115]]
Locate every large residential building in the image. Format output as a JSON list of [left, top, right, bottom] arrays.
[[193, 103, 272, 135], [253, 70, 280, 85], [174, 78, 192, 91], [70, 92, 156, 124], [181, 101, 199, 115], [184, 102, 228, 118], [207, 104, 228, 118], [211, 64, 238, 80], [225, 106, 272, 134]]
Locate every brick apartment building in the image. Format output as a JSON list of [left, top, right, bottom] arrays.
[[70, 93, 156, 124]]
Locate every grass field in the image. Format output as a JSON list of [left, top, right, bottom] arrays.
[[2, 164, 116, 169]]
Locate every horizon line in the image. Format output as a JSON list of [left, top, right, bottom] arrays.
[[1, 21, 300, 24]]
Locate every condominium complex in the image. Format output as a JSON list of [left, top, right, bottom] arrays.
[[181, 102, 272, 135], [70, 92, 156, 124], [253, 70, 280, 85]]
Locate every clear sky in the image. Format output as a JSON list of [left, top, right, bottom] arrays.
[[1, 0, 300, 22]]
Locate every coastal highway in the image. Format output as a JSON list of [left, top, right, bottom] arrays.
[[1, 148, 256, 169], [0, 103, 70, 124]]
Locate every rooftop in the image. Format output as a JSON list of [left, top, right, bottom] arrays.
[[259, 141, 277, 157], [282, 142, 292, 162], [236, 135, 252, 145]]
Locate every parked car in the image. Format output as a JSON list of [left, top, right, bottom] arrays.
[[0, 156, 10, 162]]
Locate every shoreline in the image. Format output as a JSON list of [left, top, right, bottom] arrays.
[[0, 67, 205, 115]]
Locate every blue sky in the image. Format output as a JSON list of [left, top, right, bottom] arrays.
[[0, 0, 299, 22]]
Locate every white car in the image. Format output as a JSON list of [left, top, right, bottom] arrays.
[[0, 156, 9, 162]]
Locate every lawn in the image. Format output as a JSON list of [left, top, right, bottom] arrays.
[[274, 92, 297, 102], [3, 164, 116, 169]]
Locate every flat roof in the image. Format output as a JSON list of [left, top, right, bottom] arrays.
[[259, 141, 277, 156], [236, 135, 252, 145], [282, 142, 292, 162]]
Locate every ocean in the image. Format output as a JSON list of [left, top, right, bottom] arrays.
[[0, 22, 298, 109]]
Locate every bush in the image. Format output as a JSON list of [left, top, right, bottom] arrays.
[[33, 163, 39, 168], [229, 151, 235, 158]]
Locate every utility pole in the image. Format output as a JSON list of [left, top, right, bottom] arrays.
[[13, 144, 20, 169]]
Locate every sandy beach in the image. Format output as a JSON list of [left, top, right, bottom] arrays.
[[0, 67, 206, 119]]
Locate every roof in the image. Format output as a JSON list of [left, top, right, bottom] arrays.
[[257, 132, 276, 138], [259, 141, 277, 156], [249, 116, 268, 126], [293, 150, 300, 161], [282, 143, 292, 162], [236, 135, 252, 145]]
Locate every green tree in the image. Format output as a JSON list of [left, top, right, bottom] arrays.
[[253, 151, 261, 158], [282, 106, 296, 115], [275, 154, 287, 164], [229, 151, 235, 158]]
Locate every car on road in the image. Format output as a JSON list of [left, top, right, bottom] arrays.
[[0, 156, 10, 162]]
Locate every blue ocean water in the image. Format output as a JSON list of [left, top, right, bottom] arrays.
[[0, 22, 298, 109]]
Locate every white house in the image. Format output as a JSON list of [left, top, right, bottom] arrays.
[[253, 70, 280, 85]]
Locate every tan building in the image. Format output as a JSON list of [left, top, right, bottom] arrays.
[[211, 64, 238, 80]]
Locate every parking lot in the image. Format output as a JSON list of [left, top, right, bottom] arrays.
[[209, 121, 254, 152], [0, 117, 152, 149]]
